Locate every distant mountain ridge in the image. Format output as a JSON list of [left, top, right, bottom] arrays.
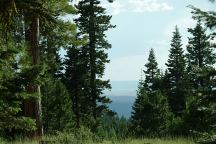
[[104, 81, 138, 118], [104, 81, 138, 97], [108, 96, 136, 119]]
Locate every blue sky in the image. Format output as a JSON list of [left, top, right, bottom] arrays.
[[98, 0, 215, 81]]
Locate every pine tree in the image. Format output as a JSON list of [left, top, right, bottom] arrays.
[[189, 2, 216, 142], [0, 38, 36, 138], [130, 80, 147, 136], [38, 0, 76, 134], [42, 79, 74, 133], [189, 3, 216, 30], [166, 26, 187, 116], [186, 19, 215, 88], [130, 80, 170, 136], [64, 38, 90, 128], [184, 19, 216, 136], [130, 49, 171, 136], [39, 19, 77, 133], [144, 48, 160, 92], [74, 0, 115, 131]]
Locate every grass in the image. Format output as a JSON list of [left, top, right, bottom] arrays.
[[0, 137, 195, 144], [101, 138, 195, 144]]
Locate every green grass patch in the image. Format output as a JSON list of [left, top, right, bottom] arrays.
[[100, 138, 195, 144], [0, 137, 195, 144]]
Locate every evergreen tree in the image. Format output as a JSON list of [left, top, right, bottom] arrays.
[[161, 70, 170, 95], [0, 38, 36, 138], [144, 48, 160, 92], [190, 3, 216, 30], [189, 2, 216, 142], [186, 19, 215, 88], [98, 114, 129, 139], [184, 19, 216, 137], [64, 38, 90, 128], [130, 51, 171, 137], [166, 26, 187, 116], [130, 80, 147, 136], [0, 0, 59, 136], [73, 0, 115, 131], [39, 20, 77, 133], [130, 80, 170, 136], [38, 0, 76, 134], [42, 79, 74, 133]]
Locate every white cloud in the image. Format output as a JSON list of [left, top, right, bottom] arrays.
[[128, 0, 173, 13], [102, 1, 125, 15], [103, 0, 173, 15], [72, 0, 173, 15]]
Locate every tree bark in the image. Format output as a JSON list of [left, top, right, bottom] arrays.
[[24, 16, 43, 137]]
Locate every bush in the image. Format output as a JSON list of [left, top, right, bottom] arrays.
[[42, 127, 94, 144], [0, 138, 6, 144], [196, 132, 216, 144], [167, 116, 185, 136]]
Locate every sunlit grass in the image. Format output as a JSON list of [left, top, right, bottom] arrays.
[[101, 137, 195, 144]]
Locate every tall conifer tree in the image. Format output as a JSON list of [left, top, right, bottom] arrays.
[[131, 50, 170, 136], [166, 26, 186, 116], [184, 19, 216, 134], [144, 48, 160, 92], [74, 0, 115, 130], [189, 2, 216, 142], [186, 19, 215, 88]]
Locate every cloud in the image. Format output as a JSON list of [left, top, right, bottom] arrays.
[[128, 0, 173, 13], [72, 0, 173, 15], [102, 1, 125, 15], [103, 0, 173, 15]]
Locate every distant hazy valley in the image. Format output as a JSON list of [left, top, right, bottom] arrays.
[[105, 81, 138, 118]]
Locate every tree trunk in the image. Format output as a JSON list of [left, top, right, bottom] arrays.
[[24, 16, 43, 137]]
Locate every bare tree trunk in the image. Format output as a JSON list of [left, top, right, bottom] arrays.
[[24, 16, 43, 137]]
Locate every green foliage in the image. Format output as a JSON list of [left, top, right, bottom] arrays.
[[189, 5, 216, 30], [0, 0, 55, 38], [144, 48, 160, 92], [0, 39, 36, 137], [63, 0, 115, 131], [0, 0, 215, 141], [130, 81, 171, 136], [41, 79, 74, 133], [196, 132, 216, 144], [166, 26, 187, 116], [187, 20, 215, 69], [42, 127, 94, 144], [130, 48, 173, 137], [98, 114, 129, 140], [183, 19, 216, 138], [38, 1, 78, 134]]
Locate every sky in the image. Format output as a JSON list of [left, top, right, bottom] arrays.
[[97, 0, 216, 81]]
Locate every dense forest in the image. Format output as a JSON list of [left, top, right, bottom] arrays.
[[0, 0, 215, 144]]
